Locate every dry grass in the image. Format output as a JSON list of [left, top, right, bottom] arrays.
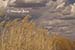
[[73, 41, 75, 49], [0, 7, 5, 16], [0, 16, 74, 50]]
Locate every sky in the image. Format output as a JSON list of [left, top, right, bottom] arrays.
[[68, 0, 75, 4]]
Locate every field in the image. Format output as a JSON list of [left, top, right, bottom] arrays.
[[0, 16, 75, 50]]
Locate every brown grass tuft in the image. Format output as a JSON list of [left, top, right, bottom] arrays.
[[0, 16, 74, 50]]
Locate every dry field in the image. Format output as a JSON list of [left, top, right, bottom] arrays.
[[0, 16, 75, 50]]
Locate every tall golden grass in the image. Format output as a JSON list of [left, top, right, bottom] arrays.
[[0, 16, 74, 50]]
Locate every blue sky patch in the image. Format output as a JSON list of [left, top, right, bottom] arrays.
[[68, 0, 75, 4]]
